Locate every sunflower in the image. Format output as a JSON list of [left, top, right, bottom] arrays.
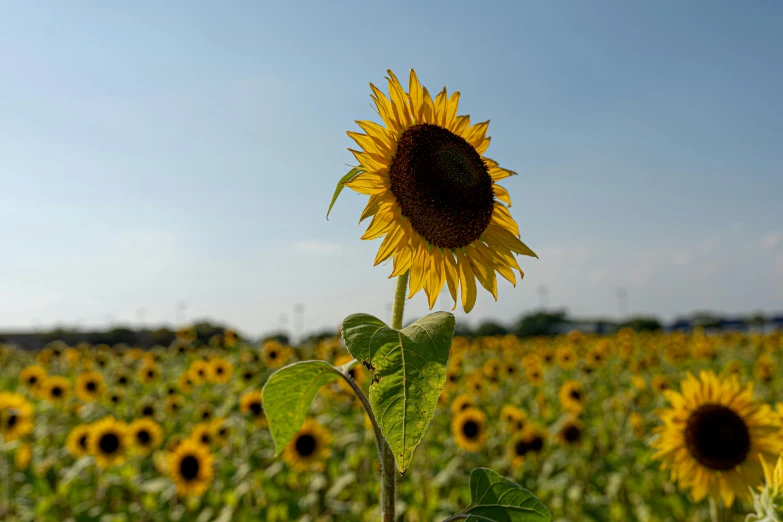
[[629, 412, 645, 438], [555, 345, 578, 370], [239, 390, 266, 426], [509, 433, 531, 468], [207, 358, 233, 384], [165, 395, 184, 416], [19, 365, 47, 392], [190, 422, 215, 448], [75, 371, 105, 402], [651, 375, 671, 394], [168, 438, 214, 496], [525, 365, 544, 386], [282, 419, 331, 472], [67, 424, 92, 458], [754, 353, 776, 384], [747, 454, 783, 522], [138, 363, 161, 384], [502, 360, 518, 379], [196, 403, 215, 422], [129, 418, 163, 456], [113, 370, 132, 387], [559, 380, 586, 415], [89, 417, 130, 468], [14, 442, 32, 470], [262, 340, 290, 368], [239, 367, 257, 383], [557, 417, 584, 447], [189, 360, 209, 384], [178, 371, 197, 394], [138, 399, 158, 419], [341, 69, 537, 313], [500, 404, 527, 432], [651, 370, 782, 506], [452, 408, 488, 452], [334, 355, 367, 393], [42, 376, 70, 404], [211, 417, 231, 445], [450, 394, 475, 414], [0, 392, 34, 442]]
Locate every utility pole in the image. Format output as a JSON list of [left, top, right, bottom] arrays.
[[617, 288, 628, 320], [293, 304, 304, 344], [538, 285, 548, 310]]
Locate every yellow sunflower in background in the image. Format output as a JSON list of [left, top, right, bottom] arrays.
[[282, 419, 331, 472], [559, 380, 586, 414], [138, 363, 161, 384], [452, 407, 488, 452], [168, 438, 214, 496], [89, 417, 130, 468], [165, 395, 184, 416], [211, 417, 231, 445], [19, 365, 47, 392], [42, 376, 71, 404], [67, 424, 92, 458], [450, 394, 475, 414], [652, 371, 782, 507], [0, 392, 35, 442], [525, 365, 544, 386], [207, 358, 233, 384], [190, 422, 215, 448], [196, 403, 215, 422], [189, 360, 209, 384], [557, 417, 584, 447], [651, 375, 671, 394], [239, 390, 266, 426], [129, 418, 163, 456], [14, 442, 32, 470], [555, 344, 578, 370], [341, 69, 537, 313], [138, 399, 158, 419], [75, 371, 105, 402], [262, 340, 291, 368], [178, 371, 197, 394], [500, 404, 527, 432]]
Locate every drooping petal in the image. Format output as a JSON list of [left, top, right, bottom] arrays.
[[455, 249, 478, 313]]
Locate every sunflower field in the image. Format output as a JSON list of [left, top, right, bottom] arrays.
[[1, 328, 782, 522]]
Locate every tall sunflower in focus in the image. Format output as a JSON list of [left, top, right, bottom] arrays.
[[652, 371, 782, 507], [341, 69, 537, 312]]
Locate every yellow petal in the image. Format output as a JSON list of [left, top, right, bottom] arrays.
[[466, 245, 497, 300], [453, 115, 471, 137], [386, 70, 412, 130], [347, 131, 391, 161], [492, 203, 520, 236], [455, 249, 477, 313], [408, 241, 428, 298], [421, 86, 435, 124], [370, 83, 399, 133], [408, 69, 424, 123], [475, 241, 516, 287], [348, 148, 389, 174], [361, 207, 395, 240], [485, 223, 537, 258], [424, 248, 446, 309], [345, 172, 389, 195], [434, 87, 448, 127], [465, 120, 490, 149], [493, 184, 512, 207], [444, 91, 460, 131], [443, 249, 459, 310], [354, 120, 395, 151], [374, 224, 407, 266], [390, 244, 413, 277]]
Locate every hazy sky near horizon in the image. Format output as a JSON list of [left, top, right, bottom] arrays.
[[1, 1, 782, 337]]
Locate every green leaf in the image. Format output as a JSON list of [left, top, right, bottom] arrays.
[[464, 468, 552, 522], [326, 167, 363, 219], [262, 360, 342, 455], [341, 311, 455, 473]]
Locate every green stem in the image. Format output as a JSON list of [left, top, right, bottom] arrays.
[[390, 271, 409, 331], [336, 363, 396, 522]]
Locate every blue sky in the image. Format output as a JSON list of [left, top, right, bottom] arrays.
[[1, 1, 781, 336]]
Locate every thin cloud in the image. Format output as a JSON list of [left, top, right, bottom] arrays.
[[760, 231, 783, 251]]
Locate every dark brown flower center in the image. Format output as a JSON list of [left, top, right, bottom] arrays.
[[295, 434, 317, 457], [563, 425, 581, 443], [137, 430, 151, 446], [514, 439, 529, 457], [78, 434, 88, 449], [388, 123, 494, 249], [142, 405, 154, 417], [529, 435, 544, 452], [461, 420, 480, 439], [249, 402, 263, 417], [86, 381, 97, 392], [6, 413, 18, 429], [52, 386, 63, 397], [685, 404, 750, 471], [99, 433, 120, 454], [118, 376, 128, 385], [570, 389, 581, 401], [28, 376, 38, 385], [180, 455, 200, 480]]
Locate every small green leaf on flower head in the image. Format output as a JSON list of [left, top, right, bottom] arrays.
[[326, 167, 363, 219], [262, 361, 342, 456], [341, 311, 455, 473], [464, 468, 552, 522]]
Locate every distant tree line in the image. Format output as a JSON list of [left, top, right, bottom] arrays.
[[1, 310, 778, 350]]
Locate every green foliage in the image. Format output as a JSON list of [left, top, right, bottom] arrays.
[[261, 360, 342, 455], [464, 468, 552, 522], [514, 310, 567, 338], [474, 321, 509, 337], [621, 316, 662, 332], [341, 311, 455, 473]]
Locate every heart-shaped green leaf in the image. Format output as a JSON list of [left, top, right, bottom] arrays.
[[465, 468, 552, 522], [262, 360, 342, 455], [341, 311, 455, 473]]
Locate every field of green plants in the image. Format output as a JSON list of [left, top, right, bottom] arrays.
[[1, 328, 781, 521]]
